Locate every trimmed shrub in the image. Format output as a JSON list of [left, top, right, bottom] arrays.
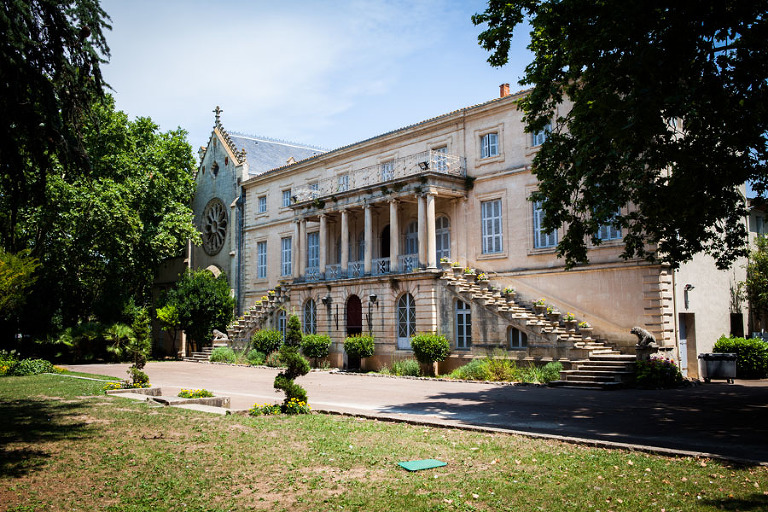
[[209, 346, 236, 364], [713, 335, 768, 378], [635, 357, 684, 389], [344, 334, 375, 359], [410, 332, 450, 365], [301, 334, 332, 360], [246, 349, 266, 366], [274, 314, 311, 409], [251, 329, 282, 355]]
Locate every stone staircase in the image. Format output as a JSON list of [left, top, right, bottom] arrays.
[[551, 353, 637, 390], [226, 287, 288, 348], [183, 345, 214, 362]]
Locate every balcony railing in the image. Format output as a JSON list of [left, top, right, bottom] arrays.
[[293, 150, 466, 203], [348, 261, 364, 279], [298, 254, 423, 282], [372, 258, 391, 275], [398, 253, 419, 273]]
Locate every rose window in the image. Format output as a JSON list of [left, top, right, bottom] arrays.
[[202, 198, 228, 255]]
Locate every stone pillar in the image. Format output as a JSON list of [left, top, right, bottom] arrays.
[[417, 195, 426, 268], [292, 220, 300, 278], [341, 209, 349, 275], [364, 204, 373, 274], [389, 199, 399, 271], [319, 214, 327, 275], [299, 218, 307, 278], [426, 193, 437, 269]]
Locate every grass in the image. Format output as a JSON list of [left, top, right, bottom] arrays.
[[1, 374, 767, 511]]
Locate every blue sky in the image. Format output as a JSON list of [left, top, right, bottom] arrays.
[[101, 0, 532, 152]]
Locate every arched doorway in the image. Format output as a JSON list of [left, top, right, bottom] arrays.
[[346, 295, 363, 369]]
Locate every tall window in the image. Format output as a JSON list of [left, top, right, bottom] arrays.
[[355, 230, 365, 262], [436, 216, 451, 261], [509, 327, 528, 349], [397, 293, 416, 349], [337, 174, 349, 192], [303, 299, 317, 334], [456, 300, 471, 350], [281, 237, 292, 276], [597, 210, 622, 241], [282, 190, 291, 207], [278, 310, 286, 341], [433, 146, 448, 171], [258, 195, 267, 213], [404, 221, 418, 255], [532, 123, 551, 147], [257, 241, 267, 278], [533, 200, 557, 249], [481, 132, 498, 158], [481, 199, 503, 254], [307, 232, 319, 269], [381, 160, 394, 181]]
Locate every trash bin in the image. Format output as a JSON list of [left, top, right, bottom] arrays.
[[698, 353, 737, 383]]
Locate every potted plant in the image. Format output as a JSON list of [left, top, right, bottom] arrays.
[[463, 267, 477, 283], [563, 312, 577, 330], [578, 321, 593, 338], [451, 261, 464, 277], [547, 306, 561, 323], [533, 297, 547, 315], [439, 257, 452, 270]]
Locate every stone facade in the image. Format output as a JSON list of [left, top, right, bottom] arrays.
[[207, 88, 745, 376]]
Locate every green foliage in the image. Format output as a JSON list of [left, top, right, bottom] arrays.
[[126, 367, 150, 388], [274, 314, 311, 409], [410, 332, 450, 365], [283, 397, 311, 415], [6, 358, 54, 376], [473, 1, 766, 269], [162, 269, 235, 349], [246, 349, 266, 366], [635, 358, 684, 389], [450, 358, 492, 381], [485, 356, 518, 382], [178, 389, 214, 398], [285, 313, 303, 347], [251, 329, 282, 354], [104, 323, 133, 361], [249, 402, 281, 416], [209, 347, 236, 364], [265, 351, 283, 367], [0, 249, 39, 321], [520, 361, 564, 384], [713, 336, 768, 379], [156, 304, 181, 356], [746, 236, 768, 320], [449, 357, 563, 384], [301, 334, 332, 362], [128, 308, 151, 371], [380, 358, 420, 377], [344, 334, 375, 359]]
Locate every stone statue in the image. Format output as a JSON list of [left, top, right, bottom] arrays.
[[631, 326, 656, 347], [212, 329, 229, 342]]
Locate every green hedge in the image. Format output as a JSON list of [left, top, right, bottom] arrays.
[[713, 336, 768, 378], [301, 334, 332, 360], [251, 329, 283, 355], [410, 332, 450, 365], [344, 334, 375, 359]]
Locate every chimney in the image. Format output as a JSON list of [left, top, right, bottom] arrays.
[[499, 83, 510, 98]]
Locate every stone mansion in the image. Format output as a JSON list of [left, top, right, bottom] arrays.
[[185, 85, 746, 377]]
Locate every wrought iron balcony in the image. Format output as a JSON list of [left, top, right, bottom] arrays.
[[292, 150, 466, 203]]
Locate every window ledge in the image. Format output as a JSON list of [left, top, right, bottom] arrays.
[[477, 252, 508, 261]]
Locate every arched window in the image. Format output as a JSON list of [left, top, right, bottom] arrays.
[[404, 221, 418, 255], [509, 327, 528, 349], [303, 299, 317, 334], [456, 300, 471, 349], [397, 293, 416, 349], [436, 216, 450, 261]]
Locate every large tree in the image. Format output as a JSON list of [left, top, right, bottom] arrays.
[[473, 1, 768, 269]]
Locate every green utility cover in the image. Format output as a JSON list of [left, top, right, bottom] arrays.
[[398, 459, 447, 472]]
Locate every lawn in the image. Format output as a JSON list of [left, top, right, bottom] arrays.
[[1, 374, 766, 511]]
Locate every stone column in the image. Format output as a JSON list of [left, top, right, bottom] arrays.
[[417, 195, 426, 268], [319, 214, 327, 276], [426, 193, 437, 269], [299, 218, 307, 278], [364, 204, 373, 274], [389, 199, 399, 271], [292, 220, 300, 278], [341, 209, 349, 275]]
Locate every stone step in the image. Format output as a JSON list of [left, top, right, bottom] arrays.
[[549, 380, 624, 390]]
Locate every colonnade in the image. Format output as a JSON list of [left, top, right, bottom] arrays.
[[292, 194, 438, 280]]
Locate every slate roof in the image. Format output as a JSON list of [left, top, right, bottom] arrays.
[[227, 133, 326, 176]]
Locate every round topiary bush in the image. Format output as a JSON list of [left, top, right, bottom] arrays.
[[410, 332, 450, 366], [209, 346, 236, 364], [251, 329, 283, 355], [301, 334, 332, 362], [344, 334, 375, 359]]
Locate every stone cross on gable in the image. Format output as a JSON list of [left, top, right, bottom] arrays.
[[213, 106, 223, 126]]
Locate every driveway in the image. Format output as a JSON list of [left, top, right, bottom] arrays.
[[64, 361, 768, 465]]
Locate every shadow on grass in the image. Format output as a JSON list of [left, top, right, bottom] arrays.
[[702, 493, 768, 510], [0, 399, 92, 478]]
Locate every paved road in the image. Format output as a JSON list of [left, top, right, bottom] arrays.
[[64, 361, 768, 464]]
